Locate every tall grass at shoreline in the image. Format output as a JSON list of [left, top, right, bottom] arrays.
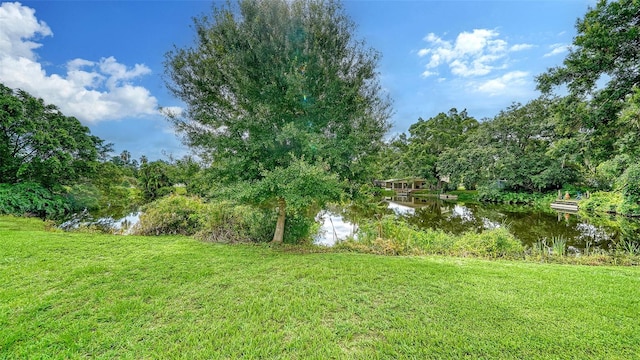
[[338, 216, 640, 265]]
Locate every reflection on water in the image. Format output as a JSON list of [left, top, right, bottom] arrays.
[[314, 210, 356, 246], [396, 196, 639, 249], [317, 196, 640, 249], [62, 195, 639, 250], [60, 210, 140, 234]]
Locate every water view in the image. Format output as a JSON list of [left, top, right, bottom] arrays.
[[315, 196, 640, 250], [63, 195, 640, 252]]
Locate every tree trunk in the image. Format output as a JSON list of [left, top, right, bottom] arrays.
[[271, 197, 286, 244]]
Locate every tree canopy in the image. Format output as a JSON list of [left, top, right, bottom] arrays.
[[536, 0, 640, 158], [165, 0, 391, 242], [164, 0, 390, 183], [0, 83, 103, 189]]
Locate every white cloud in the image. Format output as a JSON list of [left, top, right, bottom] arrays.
[[418, 29, 532, 78], [417, 48, 429, 57], [544, 43, 568, 57], [0, 2, 51, 60], [510, 44, 534, 52], [475, 71, 530, 96], [0, 2, 159, 123], [421, 70, 437, 78]]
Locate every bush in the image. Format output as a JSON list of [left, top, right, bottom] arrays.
[[134, 195, 206, 236], [196, 201, 274, 243], [454, 227, 524, 258], [65, 184, 101, 212], [133, 194, 323, 243], [580, 191, 623, 214], [617, 164, 640, 216], [0, 182, 69, 219], [282, 213, 320, 244], [342, 216, 522, 258], [477, 186, 554, 206], [477, 184, 503, 203]]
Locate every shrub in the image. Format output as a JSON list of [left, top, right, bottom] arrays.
[[65, 184, 101, 212], [134, 195, 206, 236], [617, 164, 640, 216], [282, 212, 320, 244], [477, 184, 503, 203], [477, 186, 552, 206], [196, 201, 274, 243], [453, 227, 524, 258], [341, 216, 522, 258], [0, 182, 69, 219], [580, 191, 623, 214]]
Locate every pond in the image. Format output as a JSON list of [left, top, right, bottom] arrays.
[[315, 195, 640, 250], [61, 196, 640, 252], [60, 209, 140, 234]]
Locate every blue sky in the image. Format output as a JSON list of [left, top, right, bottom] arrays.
[[1, 0, 594, 161]]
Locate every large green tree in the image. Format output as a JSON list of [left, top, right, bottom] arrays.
[[405, 108, 478, 187], [536, 0, 640, 161], [438, 98, 576, 191], [164, 0, 391, 243], [0, 83, 102, 189]]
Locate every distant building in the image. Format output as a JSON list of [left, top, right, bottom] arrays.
[[377, 178, 427, 194]]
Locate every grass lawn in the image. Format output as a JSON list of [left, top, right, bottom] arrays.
[[1, 216, 639, 359]]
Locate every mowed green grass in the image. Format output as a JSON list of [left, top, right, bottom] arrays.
[[1, 217, 639, 359]]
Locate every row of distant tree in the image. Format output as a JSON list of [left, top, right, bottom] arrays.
[[0, 82, 203, 217], [380, 0, 640, 200]]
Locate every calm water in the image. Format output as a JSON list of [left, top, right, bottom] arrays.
[[63, 196, 639, 250], [314, 196, 640, 249], [60, 210, 140, 234], [389, 196, 640, 250]]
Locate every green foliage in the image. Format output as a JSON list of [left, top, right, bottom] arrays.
[[550, 236, 567, 257], [581, 168, 640, 216], [281, 212, 320, 244], [537, 0, 640, 127], [67, 160, 142, 217], [134, 195, 206, 236], [247, 159, 342, 215], [477, 184, 503, 203], [445, 190, 477, 202], [374, 134, 411, 180], [537, 0, 640, 167], [477, 186, 554, 206], [616, 239, 640, 257], [0, 83, 102, 188], [344, 216, 523, 258], [134, 194, 322, 244], [165, 1, 389, 242], [593, 155, 630, 190], [580, 191, 623, 214], [453, 227, 524, 258], [164, 0, 390, 185], [346, 215, 454, 255], [436, 98, 576, 192], [529, 237, 568, 258], [65, 184, 101, 212], [243, 158, 342, 243], [617, 163, 640, 216], [0, 182, 69, 219], [408, 0, 640, 196], [401, 108, 479, 185], [196, 201, 274, 243], [137, 160, 174, 202]]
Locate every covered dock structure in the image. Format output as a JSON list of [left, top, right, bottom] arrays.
[[376, 178, 427, 195]]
